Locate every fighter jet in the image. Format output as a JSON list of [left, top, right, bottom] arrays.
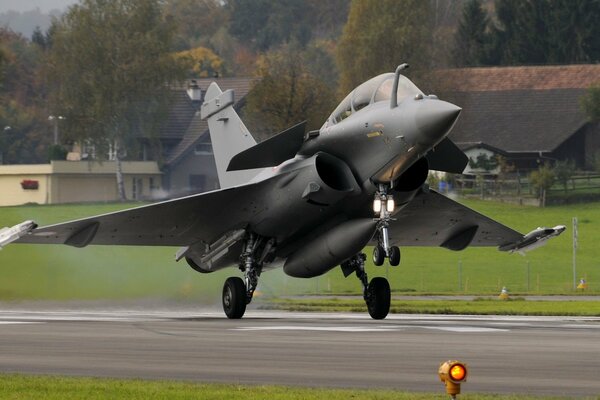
[[1, 65, 565, 319]]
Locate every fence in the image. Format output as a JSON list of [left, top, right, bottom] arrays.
[[448, 174, 600, 205]]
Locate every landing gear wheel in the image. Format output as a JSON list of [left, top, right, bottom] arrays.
[[373, 246, 385, 266], [222, 277, 247, 319], [388, 246, 401, 266], [366, 277, 390, 320]]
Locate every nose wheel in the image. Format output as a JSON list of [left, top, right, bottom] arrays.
[[373, 183, 401, 267]]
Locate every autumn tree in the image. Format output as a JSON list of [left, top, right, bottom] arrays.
[[243, 43, 336, 141], [47, 0, 186, 200], [0, 28, 50, 164], [175, 47, 224, 78], [336, 0, 432, 96]]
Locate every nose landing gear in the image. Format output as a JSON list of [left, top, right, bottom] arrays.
[[373, 184, 401, 267]]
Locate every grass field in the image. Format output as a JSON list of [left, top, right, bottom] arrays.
[[0, 375, 590, 400], [0, 199, 598, 300]]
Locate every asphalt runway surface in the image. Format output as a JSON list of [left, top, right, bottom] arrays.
[[0, 306, 599, 396]]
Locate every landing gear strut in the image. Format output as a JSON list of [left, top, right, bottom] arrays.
[[373, 183, 401, 267], [222, 233, 265, 319], [342, 252, 391, 319]]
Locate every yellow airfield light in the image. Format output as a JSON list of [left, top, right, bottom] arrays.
[[450, 364, 466, 381], [439, 360, 468, 398]]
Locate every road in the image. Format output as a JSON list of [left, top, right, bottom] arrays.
[[0, 306, 598, 396]]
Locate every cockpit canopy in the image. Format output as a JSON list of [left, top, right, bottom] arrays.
[[329, 73, 424, 124]]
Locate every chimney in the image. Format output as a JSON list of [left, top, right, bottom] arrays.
[[187, 80, 202, 102]]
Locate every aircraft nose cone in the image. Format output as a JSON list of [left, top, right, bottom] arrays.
[[415, 100, 461, 143]]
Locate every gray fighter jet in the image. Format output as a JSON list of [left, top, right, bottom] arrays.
[[1, 65, 565, 319]]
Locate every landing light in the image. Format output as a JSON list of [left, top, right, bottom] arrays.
[[386, 198, 395, 213], [373, 198, 382, 213]]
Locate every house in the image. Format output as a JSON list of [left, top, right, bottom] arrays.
[[437, 65, 600, 173], [0, 78, 253, 206], [160, 78, 253, 197]]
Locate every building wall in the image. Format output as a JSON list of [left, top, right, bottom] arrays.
[[167, 151, 219, 196], [0, 165, 52, 206], [0, 161, 162, 206]]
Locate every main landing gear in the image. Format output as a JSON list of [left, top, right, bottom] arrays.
[[341, 253, 391, 319], [222, 233, 270, 319], [372, 183, 401, 267]]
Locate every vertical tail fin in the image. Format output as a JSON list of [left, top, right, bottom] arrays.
[[200, 82, 264, 188]]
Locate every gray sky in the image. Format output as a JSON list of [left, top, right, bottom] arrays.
[[0, 0, 76, 13]]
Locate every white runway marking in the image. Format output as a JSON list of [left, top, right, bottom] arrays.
[[234, 324, 510, 333], [0, 321, 43, 325], [233, 325, 401, 332]]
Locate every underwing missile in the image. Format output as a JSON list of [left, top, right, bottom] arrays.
[[499, 225, 566, 254]]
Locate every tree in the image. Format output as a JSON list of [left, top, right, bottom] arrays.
[[580, 83, 600, 122], [452, 0, 490, 67], [228, 0, 312, 51], [488, 0, 600, 66], [553, 160, 576, 193], [163, 0, 228, 50], [47, 0, 186, 200], [336, 0, 432, 96], [243, 43, 337, 140], [468, 153, 498, 172], [175, 47, 224, 78], [529, 163, 555, 207]]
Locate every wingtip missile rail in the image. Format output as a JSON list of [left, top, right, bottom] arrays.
[[499, 225, 566, 255], [0, 220, 37, 249]]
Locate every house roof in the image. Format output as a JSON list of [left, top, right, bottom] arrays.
[[165, 77, 253, 166], [159, 89, 201, 140], [439, 64, 600, 92], [437, 64, 600, 154]]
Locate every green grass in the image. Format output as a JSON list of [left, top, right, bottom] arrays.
[[0, 375, 589, 400], [263, 298, 600, 316], [0, 199, 598, 300]]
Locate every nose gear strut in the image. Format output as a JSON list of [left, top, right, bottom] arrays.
[[373, 183, 401, 266]]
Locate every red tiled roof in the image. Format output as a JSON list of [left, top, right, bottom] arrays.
[[438, 64, 600, 92]]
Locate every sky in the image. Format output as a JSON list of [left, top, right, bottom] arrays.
[[0, 0, 75, 13]]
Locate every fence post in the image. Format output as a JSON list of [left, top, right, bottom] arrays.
[[573, 217, 578, 291], [458, 259, 462, 291], [526, 261, 530, 292]]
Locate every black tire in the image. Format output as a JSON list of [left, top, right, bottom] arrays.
[[366, 277, 390, 320], [222, 277, 247, 319], [373, 246, 385, 266], [389, 246, 401, 266]]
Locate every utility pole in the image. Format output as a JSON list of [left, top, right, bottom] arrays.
[[48, 115, 65, 145]]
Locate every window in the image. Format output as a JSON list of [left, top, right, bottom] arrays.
[[194, 143, 213, 155]]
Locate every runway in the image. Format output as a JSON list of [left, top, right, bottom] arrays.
[[0, 306, 598, 396]]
